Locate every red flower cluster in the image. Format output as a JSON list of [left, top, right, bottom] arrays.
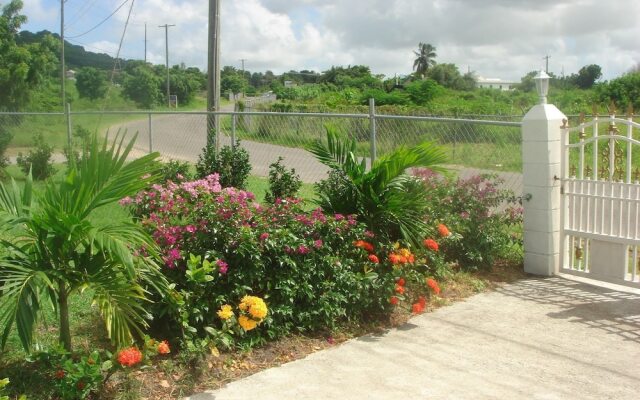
[[423, 238, 439, 252], [354, 240, 374, 253], [426, 278, 441, 295], [54, 369, 65, 379], [394, 277, 406, 295], [157, 340, 171, 355], [437, 224, 451, 237], [368, 254, 379, 264], [412, 296, 426, 314], [117, 347, 143, 367], [388, 248, 415, 265], [389, 296, 400, 305]]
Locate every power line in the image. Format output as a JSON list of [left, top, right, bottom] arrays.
[[64, 0, 100, 30], [159, 24, 175, 107], [66, 0, 130, 39]]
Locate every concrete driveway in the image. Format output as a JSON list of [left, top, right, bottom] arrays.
[[186, 277, 640, 400]]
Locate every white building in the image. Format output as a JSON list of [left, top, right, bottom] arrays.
[[475, 76, 519, 91]]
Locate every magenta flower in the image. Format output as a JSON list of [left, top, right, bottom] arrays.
[[259, 232, 270, 241], [216, 259, 228, 274], [314, 239, 323, 249], [185, 225, 196, 234], [297, 245, 310, 255]]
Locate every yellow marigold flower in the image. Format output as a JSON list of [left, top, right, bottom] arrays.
[[249, 301, 268, 319], [238, 315, 258, 331], [217, 304, 234, 320], [239, 295, 268, 320], [399, 248, 411, 258]]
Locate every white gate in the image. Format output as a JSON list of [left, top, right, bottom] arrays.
[[560, 106, 640, 288]]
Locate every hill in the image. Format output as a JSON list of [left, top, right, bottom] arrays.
[[16, 30, 126, 71]]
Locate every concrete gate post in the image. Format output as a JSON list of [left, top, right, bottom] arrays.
[[522, 71, 567, 276]]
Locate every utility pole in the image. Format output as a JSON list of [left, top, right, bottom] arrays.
[[60, 0, 66, 109], [159, 23, 175, 107], [207, 0, 221, 147], [543, 55, 551, 73], [240, 58, 246, 97], [144, 23, 147, 63]]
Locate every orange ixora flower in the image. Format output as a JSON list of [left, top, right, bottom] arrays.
[[395, 284, 405, 295], [426, 278, 441, 295], [390, 296, 400, 305], [423, 238, 439, 252], [354, 240, 375, 253], [368, 254, 380, 264], [389, 248, 415, 266], [437, 224, 451, 237], [157, 340, 171, 355], [117, 347, 143, 367]]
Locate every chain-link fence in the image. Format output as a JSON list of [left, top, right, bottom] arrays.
[[0, 108, 523, 195]]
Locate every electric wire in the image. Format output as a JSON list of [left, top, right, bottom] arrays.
[[64, 0, 100, 30], [93, 0, 136, 133], [66, 0, 130, 39]]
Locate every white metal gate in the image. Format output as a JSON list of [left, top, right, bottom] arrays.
[[560, 106, 640, 288]]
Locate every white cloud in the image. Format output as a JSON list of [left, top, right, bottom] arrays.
[[20, 0, 640, 80]]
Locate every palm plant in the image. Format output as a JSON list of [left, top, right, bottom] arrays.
[[309, 128, 447, 246], [0, 132, 169, 352], [413, 42, 437, 78]]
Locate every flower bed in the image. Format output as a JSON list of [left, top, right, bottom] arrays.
[[124, 174, 448, 351]]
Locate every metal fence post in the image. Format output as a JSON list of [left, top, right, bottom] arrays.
[[66, 103, 72, 149], [148, 113, 153, 153], [369, 98, 376, 165], [231, 113, 237, 147]]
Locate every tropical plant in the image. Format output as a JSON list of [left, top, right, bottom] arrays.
[[308, 127, 447, 245], [413, 42, 437, 78], [16, 132, 55, 180], [196, 140, 251, 189], [265, 157, 302, 203], [0, 132, 169, 353]]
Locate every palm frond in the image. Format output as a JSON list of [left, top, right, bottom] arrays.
[[369, 141, 447, 192], [307, 127, 364, 179], [88, 266, 150, 347], [0, 250, 54, 351]]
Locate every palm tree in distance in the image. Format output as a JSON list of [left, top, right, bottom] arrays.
[[413, 42, 437, 79]]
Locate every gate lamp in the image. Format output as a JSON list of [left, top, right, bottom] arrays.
[[534, 70, 550, 104]]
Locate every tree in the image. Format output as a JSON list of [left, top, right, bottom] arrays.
[[573, 64, 602, 89], [405, 79, 441, 105], [75, 67, 108, 100], [596, 71, 640, 110], [0, 0, 56, 110], [0, 132, 169, 352], [122, 65, 162, 108], [221, 73, 246, 95], [413, 42, 437, 78]]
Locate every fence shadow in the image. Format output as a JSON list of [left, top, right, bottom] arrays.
[[495, 276, 640, 343]]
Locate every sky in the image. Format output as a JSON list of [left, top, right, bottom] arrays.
[[18, 0, 640, 81]]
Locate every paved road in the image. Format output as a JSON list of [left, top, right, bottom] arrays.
[[112, 109, 523, 194], [186, 276, 640, 400]]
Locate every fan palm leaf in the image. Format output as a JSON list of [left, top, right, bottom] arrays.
[[310, 128, 447, 245]]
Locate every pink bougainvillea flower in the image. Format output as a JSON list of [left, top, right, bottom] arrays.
[[216, 259, 229, 274]]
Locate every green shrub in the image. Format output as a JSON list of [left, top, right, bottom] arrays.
[[309, 127, 447, 245], [16, 132, 55, 180], [160, 159, 192, 183], [0, 127, 11, 178], [196, 139, 251, 189], [63, 125, 92, 170], [265, 157, 302, 203], [127, 176, 398, 348], [414, 169, 523, 269]]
